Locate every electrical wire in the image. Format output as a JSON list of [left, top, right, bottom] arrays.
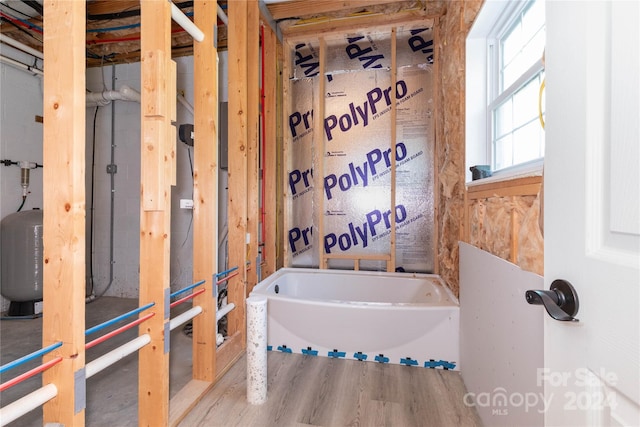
[[16, 196, 26, 212], [0, 17, 41, 43], [87, 22, 142, 33], [0, 11, 42, 33], [87, 106, 100, 297], [180, 146, 194, 249]]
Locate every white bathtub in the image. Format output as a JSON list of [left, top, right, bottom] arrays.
[[250, 268, 460, 369]]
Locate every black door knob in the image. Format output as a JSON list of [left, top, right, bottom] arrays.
[[526, 279, 579, 322]]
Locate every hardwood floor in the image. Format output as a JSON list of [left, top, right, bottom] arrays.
[[179, 352, 482, 426]]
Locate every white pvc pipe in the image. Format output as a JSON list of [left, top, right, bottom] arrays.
[[119, 85, 141, 103], [217, 4, 229, 26], [86, 334, 150, 379], [0, 54, 43, 76], [170, 2, 204, 42], [169, 305, 203, 331], [0, 383, 57, 426], [0, 34, 44, 60], [86, 85, 141, 107], [216, 302, 236, 322], [177, 94, 195, 116]]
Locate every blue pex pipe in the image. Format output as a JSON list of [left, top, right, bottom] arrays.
[[170, 279, 206, 298], [0, 341, 62, 375], [215, 266, 238, 278], [85, 302, 155, 336]]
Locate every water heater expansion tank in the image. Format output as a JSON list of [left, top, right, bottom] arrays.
[[1, 209, 44, 302]]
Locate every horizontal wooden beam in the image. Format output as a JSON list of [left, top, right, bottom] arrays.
[[467, 176, 543, 200], [267, 0, 401, 20], [169, 379, 213, 427], [87, 1, 140, 16], [324, 253, 391, 261], [215, 332, 244, 381], [281, 9, 437, 41]]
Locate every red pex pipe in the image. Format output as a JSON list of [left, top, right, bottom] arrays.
[[0, 12, 43, 34], [169, 288, 206, 309], [217, 271, 239, 285], [85, 312, 156, 350], [0, 357, 62, 392]]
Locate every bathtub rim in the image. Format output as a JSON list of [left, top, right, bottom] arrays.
[[251, 267, 459, 307]]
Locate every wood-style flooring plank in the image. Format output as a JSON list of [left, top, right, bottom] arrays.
[[178, 352, 482, 427]]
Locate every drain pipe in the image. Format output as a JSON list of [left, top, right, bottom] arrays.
[[86, 85, 140, 107]]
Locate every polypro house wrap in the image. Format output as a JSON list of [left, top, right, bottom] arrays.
[[287, 26, 435, 272]]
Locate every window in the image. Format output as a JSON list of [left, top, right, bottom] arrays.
[[488, 0, 545, 172]]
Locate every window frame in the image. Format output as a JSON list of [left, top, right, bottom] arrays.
[[485, 0, 545, 173]]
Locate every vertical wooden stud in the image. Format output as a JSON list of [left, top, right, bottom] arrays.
[[247, 0, 260, 293], [464, 188, 470, 243], [315, 38, 327, 269], [141, 50, 168, 211], [192, 0, 218, 383], [282, 42, 293, 266], [510, 196, 519, 264], [263, 24, 278, 279], [432, 17, 441, 275], [168, 60, 177, 187], [42, 1, 86, 425], [275, 41, 285, 271], [389, 27, 398, 272], [227, 0, 249, 346], [139, 1, 172, 426]]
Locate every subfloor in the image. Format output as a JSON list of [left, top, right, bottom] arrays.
[[179, 352, 482, 427], [1, 297, 482, 427]]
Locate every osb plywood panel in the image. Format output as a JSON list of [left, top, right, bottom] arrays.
[[468, 192, 544, 276], [517, 191, 544, 275], [436, 0, 483, 297]]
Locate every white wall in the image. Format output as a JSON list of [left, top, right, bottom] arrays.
[[0, 49, 44, 313], [86, 54, 229, 299], [460, 242, 544, 426], [1, 51, 228, 311]]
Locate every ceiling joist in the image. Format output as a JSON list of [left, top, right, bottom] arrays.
[[0, 1, 447, 67]]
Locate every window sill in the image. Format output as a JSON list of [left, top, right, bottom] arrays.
[[466, 158, 544, 188]]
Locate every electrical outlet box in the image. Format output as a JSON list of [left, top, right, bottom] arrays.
[[180, 199, 194, 209]]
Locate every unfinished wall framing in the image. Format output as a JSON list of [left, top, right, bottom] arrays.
[[465, 176, 544, 276], [30, 0, 498, 423], [34, 1, 287, 425], [282, 19, 440, 274]]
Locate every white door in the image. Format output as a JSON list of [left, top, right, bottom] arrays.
[[545, 1, 640, 425]]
